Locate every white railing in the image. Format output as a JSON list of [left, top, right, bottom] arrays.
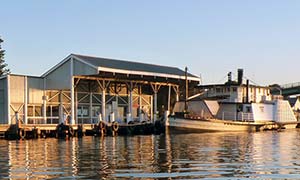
[[222, 112, 254, 122], [28, 116, 59, 124]]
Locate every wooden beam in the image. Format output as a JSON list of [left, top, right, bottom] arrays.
[[75, 75, 180, 87]]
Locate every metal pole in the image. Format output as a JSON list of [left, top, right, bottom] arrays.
[[102, 85, 106, 122], [168, 85, 171, 111], [59, 91, 63, 124], [176, 86, 179, 102], [24, 76, 28, 124], [43, 78, 47, 124], [71, 78, 75, 125], [75, 90, 78, 124], [7, 75, 11, 124], [139, 85, 142, 121], [50, 105, 53, 124], [154, 88, 157, 122], [150, 95, 153, 123], [70, 58, 75, 125], [185, 67, 188, 112], [129, 82, 133, 117], [116, 94, 119, 121], [90, 92, 93, 124]]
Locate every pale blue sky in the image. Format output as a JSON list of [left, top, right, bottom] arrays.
[[1, 1, 300, 85]]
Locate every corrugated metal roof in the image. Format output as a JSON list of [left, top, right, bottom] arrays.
[[73, 54, 198, 79]]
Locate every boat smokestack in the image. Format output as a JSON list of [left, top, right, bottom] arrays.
[[228, 72, 232, 83], [246, 79, 249, 103], [238, 69, 243, 85]]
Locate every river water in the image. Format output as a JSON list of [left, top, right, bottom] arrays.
[[1, 129, 300, 179]]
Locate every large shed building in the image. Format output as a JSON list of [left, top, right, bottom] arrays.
[[0, 54, 200, 126]]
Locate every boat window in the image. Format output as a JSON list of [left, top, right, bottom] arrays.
[[246, 106, 251, 113], [232, 87, 237, 92]]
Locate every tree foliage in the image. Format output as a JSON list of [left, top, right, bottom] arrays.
[[0, 37, 10, 76]]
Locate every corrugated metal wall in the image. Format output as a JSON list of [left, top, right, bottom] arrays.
[[45, 58, 98, 90], [45, 60, 71, 90], [9, 75, 25, 123], [28, 77, 44, 104], [74, 60, 98, 76], [0, 77, 8, 124], [10, 75, 25, 104]]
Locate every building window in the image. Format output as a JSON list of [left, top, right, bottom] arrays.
[[35, 106, 42, 116], [77, 106, 89, 117], [28, 105, 42, 117], [47, 106, 59, 117], [28, 106, 34, 116]]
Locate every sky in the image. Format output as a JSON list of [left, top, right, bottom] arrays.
[[1, 0, 300, 86]]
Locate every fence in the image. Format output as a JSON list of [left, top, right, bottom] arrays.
[[222, 112, 254, 122]]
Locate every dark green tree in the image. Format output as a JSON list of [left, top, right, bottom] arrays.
[[0, 37, 10, 76]]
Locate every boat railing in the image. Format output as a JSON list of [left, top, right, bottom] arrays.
[[222, 112, 254, 122]]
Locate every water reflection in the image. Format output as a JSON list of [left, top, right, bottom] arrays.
[[1, 130, 300, 179]]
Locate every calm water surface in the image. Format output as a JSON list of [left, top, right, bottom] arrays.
[[1, 129, 300, 179]]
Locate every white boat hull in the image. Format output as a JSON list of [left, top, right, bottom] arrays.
[[167, 117, 298, 132]]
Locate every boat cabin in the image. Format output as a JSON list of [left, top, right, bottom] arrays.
[[197, 69, 272, 103]]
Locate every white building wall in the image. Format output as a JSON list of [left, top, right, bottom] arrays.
[[251, 103, 273, 122], [237, 88, 243, 102], [207, 86, 271, 103]]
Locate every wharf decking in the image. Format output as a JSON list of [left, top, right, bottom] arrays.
[[0, 121, 165, 140]]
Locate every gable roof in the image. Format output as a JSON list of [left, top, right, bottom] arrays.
[[42, 54, 200, 81], [73, 54, 199, 81]]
